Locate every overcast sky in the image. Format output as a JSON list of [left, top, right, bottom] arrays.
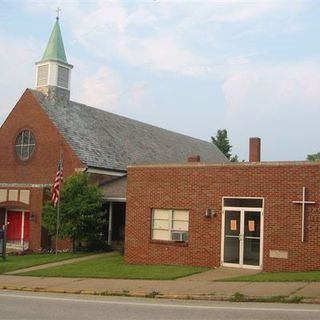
[[1, 0, 320, 161]]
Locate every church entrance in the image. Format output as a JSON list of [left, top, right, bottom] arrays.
[[97, 201, 126, 252], [105, 201, 126, 251], [6, 210, 30, 251], [221, 197, 263, 269]]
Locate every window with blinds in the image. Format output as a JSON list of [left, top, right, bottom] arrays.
[[151, 209, 189, 242]]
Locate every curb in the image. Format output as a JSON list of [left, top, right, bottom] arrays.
[[1, 285, 319, 304]]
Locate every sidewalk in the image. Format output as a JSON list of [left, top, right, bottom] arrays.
[[0, 256, 319, 303]]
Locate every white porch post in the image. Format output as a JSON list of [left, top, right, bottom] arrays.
[[107, 202, 113, 246], [21, 211, 25, 248]]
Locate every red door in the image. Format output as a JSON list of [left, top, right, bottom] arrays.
[[6, 211, 30, 241], [6, 211, 22, 241]]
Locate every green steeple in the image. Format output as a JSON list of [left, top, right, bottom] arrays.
[[41, 17, 67, 63]]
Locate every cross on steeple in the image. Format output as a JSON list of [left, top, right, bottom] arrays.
[[35, 13, 73, 95], [56, 7, 61, 20], [292, 187, 316, 242]]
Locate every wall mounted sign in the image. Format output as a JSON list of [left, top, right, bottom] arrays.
[[230, 219, 237, 231], [248, 220, 255, 232]]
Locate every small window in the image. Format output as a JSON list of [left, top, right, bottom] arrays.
[[224, 198, 263, 208], [152, 209, 189, 242], [15, 130, 36, 161]]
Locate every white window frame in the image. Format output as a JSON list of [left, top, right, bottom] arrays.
[[220, 196, 264, 270], [151, 209, 189, 242], [15, 130, 36, 161]]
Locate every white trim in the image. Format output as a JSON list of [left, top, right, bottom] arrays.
[[107, 202, 113, 246], [223, 196, 264, 200], [87, 168, 126, 176], [21, 211, 25, 247], [222, 196, 264, 209], [223, 207, 262, 212], [4, 208, 7, 228], [221, 197, 264, 270], [103, 197, 126, 202], [0, 183, 50, 188], [220, 208, 225, 265], [260, 210, 264, 268]]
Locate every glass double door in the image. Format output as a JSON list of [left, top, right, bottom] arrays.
[[223, 209, 262, 268]]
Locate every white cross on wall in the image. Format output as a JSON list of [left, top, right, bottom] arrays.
[[292, 187, 316, 242]]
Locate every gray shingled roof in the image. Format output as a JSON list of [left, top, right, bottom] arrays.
[[31, 89, 227, 171]]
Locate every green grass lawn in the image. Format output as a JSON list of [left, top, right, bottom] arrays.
[[19, 254, 208, 280], [224, 271, 320, 282], [0, 253, 86, 274]]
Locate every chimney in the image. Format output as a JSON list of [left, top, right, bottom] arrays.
[[188, 155, 201, 163], [249, 137, 261, 162]]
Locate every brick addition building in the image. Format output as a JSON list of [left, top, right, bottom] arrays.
[[125, 139, 320, 272], [0, 18, 226, 252]]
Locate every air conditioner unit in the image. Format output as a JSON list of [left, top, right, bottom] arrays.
[[171, 231, 188, 242]]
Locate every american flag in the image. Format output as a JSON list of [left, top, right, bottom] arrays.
[[51, 160, 63, 207]]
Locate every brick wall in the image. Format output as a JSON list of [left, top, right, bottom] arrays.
[[125, 162, 320, 272], [0, 90, 84, 184], [0, 90, 85, 250]]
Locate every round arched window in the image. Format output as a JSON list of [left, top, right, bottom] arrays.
[[15, 130, 36, 161]]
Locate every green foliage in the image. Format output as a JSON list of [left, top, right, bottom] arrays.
[[307, 152, 320, 161], [42, 173, 103, 251], [230, 154, 239, 162], [19, 254, 209, 280], [223, 270, 320, 282], [211, 129, 238, 161], [0, 253, 86, 274], [229, 292, 246, 302]]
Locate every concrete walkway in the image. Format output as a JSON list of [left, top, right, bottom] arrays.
[[177, 266, 259, 281], [0, 255, 319, 303]]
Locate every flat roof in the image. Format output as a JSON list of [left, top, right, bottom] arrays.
[[128, 161, 320, 169]]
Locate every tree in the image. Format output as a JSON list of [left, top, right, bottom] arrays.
[[42, 172, 103, 251], [230, 154, 239, 163], [211, 129, 238, 161], [307, 152, 320, 161]]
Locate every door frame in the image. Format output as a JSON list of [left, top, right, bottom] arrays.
[[5, 209, 30, 249], [220, 198, 264, 270]]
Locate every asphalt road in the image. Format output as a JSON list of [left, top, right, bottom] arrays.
[[1, 290, 320, 320]]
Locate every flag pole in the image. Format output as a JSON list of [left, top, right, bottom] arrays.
[[55, 147, 63, 255], [55, 194, 60, 255]]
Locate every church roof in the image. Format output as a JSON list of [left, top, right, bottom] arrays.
[[40, 18, 68, 64], [31, 89, 227, 171]]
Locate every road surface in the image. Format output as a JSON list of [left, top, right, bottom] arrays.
[[0, 290, 320, 320]]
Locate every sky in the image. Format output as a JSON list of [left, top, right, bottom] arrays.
[[1, 0, 320, 161]]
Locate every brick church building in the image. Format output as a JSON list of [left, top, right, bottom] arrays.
[[2, 17, 318, 273], [0, 18, 225, 252], [125, 139, 320, 272]]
